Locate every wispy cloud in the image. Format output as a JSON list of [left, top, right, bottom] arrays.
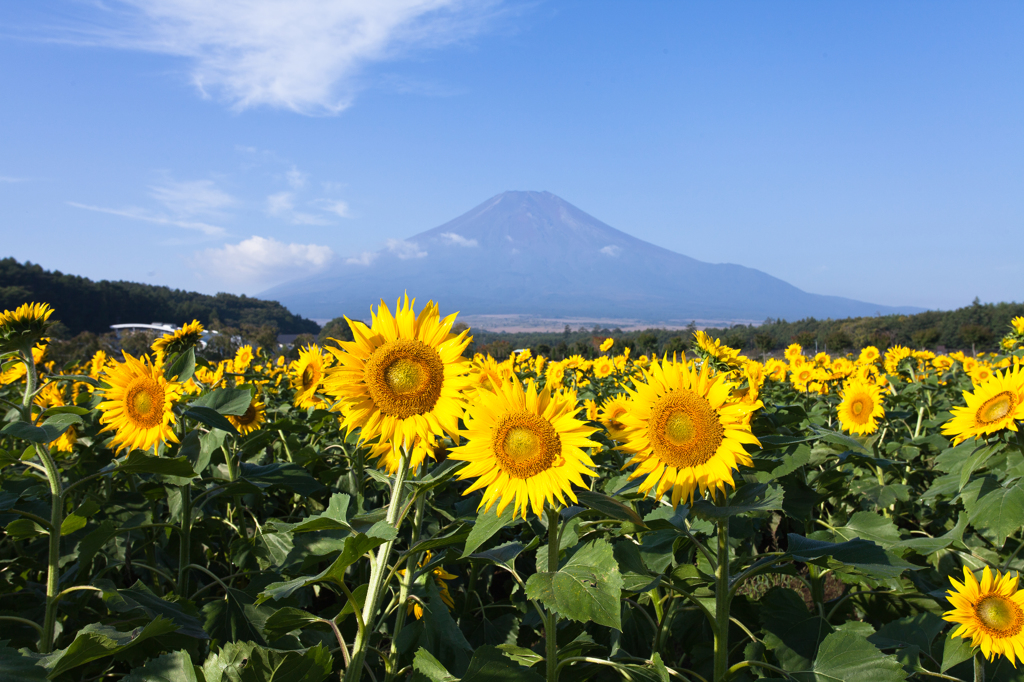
[[149, 178, 235, 216], [198, 235, 334, 284], [600, 245, 621, 257], [0, 176, 29, 183], [346, 251, 379, 266], [387, 238, 427, 259], [440, 231, 478, 247], [68, 201, 226, 236], [50, 0, 505, 114]]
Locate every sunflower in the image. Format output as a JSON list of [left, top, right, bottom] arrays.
[[790, 364, 816, 391], [449, 376, 599, 519], [617, 359, 761, 507], [0, 302, 54, 353], [0, 343, 46, 386], [600, 337, 614, 352], [945, 566, 1024, 666], [227, 394, 266, 435], [942, 367, 1024, 445], [152, 320, 204, 359], [599, 394, 631, 442], [884, 345, 914, 375], [764, 359, 787, 383], [858, 346, 881, 365], [234, 345, 255, 372], [322, 297, 472, 469], [1012, 317, 1024, 336], [837, 380, 885, 435], [34, 383, 76, 453], [399, 552, 457, 620], [291, 344, 328, 408], [98, 353, 183, 454], [545, 361, 566, 388], [593, 356, 615, 378], [784, 343, 803, 362], [693, 330, 741, 366]]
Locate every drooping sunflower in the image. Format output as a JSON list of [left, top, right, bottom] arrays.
[[152, 320, 204, 360], [322, 297, 473, 470], [398, 551, 457, 620], [942, 367, 1024, 445], [227, 394, 266, 436], [617, 359, 761, 507], [98, 353, 183, 454], [0, 302, 54, 354], [945, 566, 1024, 666], [449, 376, 599, 519], [291, 344, 328, 408], [837, 379, 885, 436]]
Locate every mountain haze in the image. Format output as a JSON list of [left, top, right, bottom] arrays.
[[264, 192, 921, 323]]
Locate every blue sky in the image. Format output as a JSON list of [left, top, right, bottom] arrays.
[[1, 1, 1021, 312]]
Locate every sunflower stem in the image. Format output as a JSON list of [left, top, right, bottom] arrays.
[[385, 491, 425, 682], [38, 444, 63, 654], [345, 444, 412, 682], [914, 406, 926, 439], [974, 651, 985, 682], [546, 506, 561, 682], [713, 493, 732, 682], [177, 484, 193, 597]]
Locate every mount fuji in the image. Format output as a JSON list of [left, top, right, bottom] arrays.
[[262, 191, 921, 324]]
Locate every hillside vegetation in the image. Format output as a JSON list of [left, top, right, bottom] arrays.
[[465, 298, 1024, 359], [0, 258, 320, 336]]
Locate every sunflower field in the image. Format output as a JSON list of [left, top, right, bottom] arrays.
[[3, 299, 1024, 682]]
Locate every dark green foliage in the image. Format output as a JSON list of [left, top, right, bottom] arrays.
[[0, 258, 319, 335]]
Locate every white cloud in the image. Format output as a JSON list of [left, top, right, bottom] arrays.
[[600, 245, 621, 257], [346, 251, 379, 266], [266, 192, 294, 215], [149, 178, 235, 216], [386, 238, 427, 259], [439, 231, 478, 247], [61, 0, 504, 114], [0, 176, 28, 183], [68, 201, 226, 236], [199, 235, 334, 283], [286, 166, 308, 189], [317, 199, 352, 218]]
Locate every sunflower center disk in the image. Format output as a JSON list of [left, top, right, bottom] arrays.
[[977, 595, 1023, 635], [979, 392, 1015, 425], [301, 367, 315, 388], [125, 379, 163, 429], [648, 391, 724, 469], [851, 398, 866, 417], [492, 411, 562, 479], [364, 339, 445, 418], [237, 405, 257, 425]]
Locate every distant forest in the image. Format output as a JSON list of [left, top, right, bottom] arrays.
[[0, 258, 321, 336], [464, 298, 1024, 360]]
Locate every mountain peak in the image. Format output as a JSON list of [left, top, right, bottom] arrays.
[[262, 192, 922, 323]]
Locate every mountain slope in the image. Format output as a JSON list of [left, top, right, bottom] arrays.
[[263, 191, 921, 322]]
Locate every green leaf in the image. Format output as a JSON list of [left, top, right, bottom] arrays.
[[61, 498, 101, 535], [263, 608, 323, 640], [178, 429, 203, 472], [525, 539, 623, 630], [868, 613, 944, 672], [575, 489, 646, 526], [123, 650, 199, 682], [960, 444, 1000, 491], [257, 533, 386, 604], [786, 534, 918, 579], [272, 493, 351, 534], [470, 541, 526, 567], [413, 648, 458, 682], [642, 505, 690, 532], [691, 483, 784, 518], [103, 580, 209, 639], [200, 641, 332, 682], [0, 645, 48, 682], [898, 515, 966, 555], [462, 505, 517, 558], [198, 428, 228, 474], [115, 451, 198, 478], [794, 630, 907, 681], [395, 579, 473, 677], [963, 477, 1024, 547], [462, 645, 545, 682], [191, 388, 253, 416], [760, 588, 833, 671], [202, 588, 272, 646], [78, 520, 120, 575], [830, 512, 903, 549], [239, 462, 327, 497], [941, 633, 975, 672], [40, 616, 178, 678], [183, 406, 239, 435], [1, 414, 81, 444], [166, 347, 196, 383], [39, 405, 90, 417]]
